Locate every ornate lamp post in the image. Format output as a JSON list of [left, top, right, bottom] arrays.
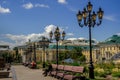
[[33, 42, 36, 63], [76, 1, 104, 79], [39, 37, 49, 68], [28, 40, 36, 63], [49, 27, 65, 67]]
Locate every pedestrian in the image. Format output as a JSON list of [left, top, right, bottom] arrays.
[[43, 62, 52, 76], [30, 61, 36, 68]]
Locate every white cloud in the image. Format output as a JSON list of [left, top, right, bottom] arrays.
[[22, 2, 34, 9], [67, 33, 74, 36], [0, 41, 12, 45], [104, 15, 116, 21], [1, 24, 65, 48], [35, 4, 49, 8], [0, 40, 19, 49], [0, 5, 11, 13], [67, 38, 77, 41], [58, 0, 67, 4], [22, 3, 49, 9], [78, 37, 85, 40], [44, 24, 64, 33], [116, 33, 120, 36], [44, 24, 56, 33]]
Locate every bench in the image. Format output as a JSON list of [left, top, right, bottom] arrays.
[[63, 66, 85, 80], [50, 64, 57, 76], [0, 71, 10, 78], [56, 65, 64, 78], [50, 64, 85, 80]]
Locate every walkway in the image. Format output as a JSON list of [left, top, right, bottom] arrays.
[[13, 65, 58, 80], [0, 65, 58, 80]]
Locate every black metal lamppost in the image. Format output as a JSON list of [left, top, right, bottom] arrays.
[[49, 27, 65, 67], [28, 40, 36, 63], [32, 42, 37, 63], [76, 1, 104, 79], [39, 37, 49, 68]]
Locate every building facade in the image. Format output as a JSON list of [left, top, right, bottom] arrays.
[[16, 35, 120, 64]]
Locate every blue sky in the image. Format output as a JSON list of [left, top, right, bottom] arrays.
[[0, 0, 120, 48]]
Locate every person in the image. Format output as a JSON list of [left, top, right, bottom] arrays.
[[43, 63, 52, 76], [30, 61, 36, 68]]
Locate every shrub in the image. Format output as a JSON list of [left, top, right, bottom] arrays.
[[71, 61, 80, 66], [112, 68, 120, 73], [112, 72, 120, 77], [94, 68, 112, 77]]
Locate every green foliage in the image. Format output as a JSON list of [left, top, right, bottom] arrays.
[[95, 62, 115, 69], [79, 55, 86, 62], [112, 72, 120, 77], [36, 61, 42, 64], [0, 52, 14, 63], [94, 68, 112, 78], [71, 46, 86, 62], [71, 61, 80, 66], [59, 46, 86, 64]]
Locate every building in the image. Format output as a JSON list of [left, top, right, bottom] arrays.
[[16, 34, 120, 64], [98, 35, 120, 62]]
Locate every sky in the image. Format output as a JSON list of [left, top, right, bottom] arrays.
[[0, 0, 120, 48]]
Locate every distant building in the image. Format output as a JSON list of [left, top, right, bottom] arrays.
[[98, 35, 120, 63], [0, 45, 9, 50], [16, 35, 120, 64]]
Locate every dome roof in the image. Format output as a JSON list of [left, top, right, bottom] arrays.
[[104, 35, 120, 44]]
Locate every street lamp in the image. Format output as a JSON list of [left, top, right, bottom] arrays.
[[33, 42, 36, 63], [49, 27, 65, 67], [39, 36, 49, 68], [76, 1, 104, 79], [28, 40, 37, 63]]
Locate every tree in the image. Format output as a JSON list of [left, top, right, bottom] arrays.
[[13, 47, 22, 63], [70, 46, 86, 62]]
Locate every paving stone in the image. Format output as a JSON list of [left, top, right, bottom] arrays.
[[12, 65, 58, 80]]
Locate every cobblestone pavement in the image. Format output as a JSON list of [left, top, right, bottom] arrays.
[[13, 65, 58, 80]]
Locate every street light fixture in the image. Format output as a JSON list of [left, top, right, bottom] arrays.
[[76, 1, 104, 79], [28, 40, 37, 63], [39, 36, 49, 68], [33, 42, 37, 63], [49, 27, 65, 68]]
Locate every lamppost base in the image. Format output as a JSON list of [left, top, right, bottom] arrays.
[[89, 64, 94, 79], [43, 62, 45, 68]]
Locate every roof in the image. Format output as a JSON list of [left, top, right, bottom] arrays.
[[48, 45, 75, 50], [48, 44, 98, 50], [102, 35, 120, 44]]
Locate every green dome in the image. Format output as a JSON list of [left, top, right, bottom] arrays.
[[104, 35, 120, 44]]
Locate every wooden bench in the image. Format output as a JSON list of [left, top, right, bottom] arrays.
[[50, 64, 57, 76], [63, 66, 85, 80], [56, 65, 64, 78], [0, 71, 10, 78], [50, 64, 85, 80]]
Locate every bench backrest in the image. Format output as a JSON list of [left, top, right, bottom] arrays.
[[51, 64, 57, 69], [72, 66, 84, 73], [58, 65, 64, 70], [64, 65, 73, 71]]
